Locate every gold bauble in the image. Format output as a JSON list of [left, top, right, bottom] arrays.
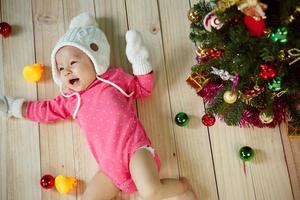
[[259, 112, 274, 124], [188, 8, 200, 23], [223, 91, 238, 104]]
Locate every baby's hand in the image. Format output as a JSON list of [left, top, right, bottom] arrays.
[[125, 30, 152, 75], [0, 95, 24, 118]]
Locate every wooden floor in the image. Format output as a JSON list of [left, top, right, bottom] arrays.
[[0, 0, 300, 199]]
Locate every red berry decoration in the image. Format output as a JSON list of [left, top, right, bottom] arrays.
[[206, 49, 224, 58], [201, 113, 216, 127], [0, 22, 12, 38], [243, 16, 265, 37], [40, 174, 55, 189], [244, 85, 265, 98], [259, 64, 278, 80]]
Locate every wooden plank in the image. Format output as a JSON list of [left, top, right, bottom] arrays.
[[93, 1, 139, 199], [246, 128, 293, 200], [126, 0, 179, 178], [34, 0, 98, 199], [32, 0, 97, 199], [157, 0, 218, 198], [209, 123, 293, 199], [0, 3, 7, 200], [281, 123, 300, 199], [209, 125, 255, 200], [0, 0, 41, 199], [190, 0, 293, 199], [95, 0, 131, 71], [32, 0, 77, 199], [60, 1, 98, 198]]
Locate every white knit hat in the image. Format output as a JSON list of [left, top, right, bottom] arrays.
[[51, 12, 110, 86]]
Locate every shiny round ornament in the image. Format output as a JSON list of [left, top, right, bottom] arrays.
[[0, 22, 12, 38], [188, 8, 200, 23], [175, 112, 189, 127], [201, 113, 216, 127], [239, 146, 255, 161], [259, 111, 274, 124], [267, 77, 282, 92], [211, 16, 222, 29], [223, 91, 238, 104], [40, 174, 55, 189], [203, 11, 223, 32]]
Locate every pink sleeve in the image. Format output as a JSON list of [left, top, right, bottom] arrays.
[[118, 68, 154, 98], [26, 95, 71, 123]]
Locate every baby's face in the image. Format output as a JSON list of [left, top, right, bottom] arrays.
[[56, 46, 96, 92]]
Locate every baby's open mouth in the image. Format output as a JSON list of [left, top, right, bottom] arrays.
[[69, 78, 79, 85]]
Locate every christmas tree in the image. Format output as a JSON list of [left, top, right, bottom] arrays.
[[187, 0, 300, 130]]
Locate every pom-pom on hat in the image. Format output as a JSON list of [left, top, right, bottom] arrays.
[[51, 12, 110, 86]]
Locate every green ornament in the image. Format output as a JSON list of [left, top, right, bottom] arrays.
[[267, 77, 282, 92], [270, 27, 288, 43], [175, 112, 189, 127], [239, 146, 255, 161]]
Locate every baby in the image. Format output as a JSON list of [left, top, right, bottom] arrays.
[[0, 13, 196, 200]]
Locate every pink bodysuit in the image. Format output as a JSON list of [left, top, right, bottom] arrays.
[[26, 67, 161, 193]]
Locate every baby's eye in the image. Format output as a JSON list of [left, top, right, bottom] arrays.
[[58, 67, 64, 71], [70, 61, 77, 65]]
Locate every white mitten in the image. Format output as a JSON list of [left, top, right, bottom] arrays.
[[0, 96, 24, 118], [125, 30, 152, 75]]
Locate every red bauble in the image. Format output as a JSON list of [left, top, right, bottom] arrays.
[[0, 22, 12, 38], [243, 16, 265, 37], [40, 174, 55, 189], [259, 64, 278, 80], [202, 114, 216, 127]]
